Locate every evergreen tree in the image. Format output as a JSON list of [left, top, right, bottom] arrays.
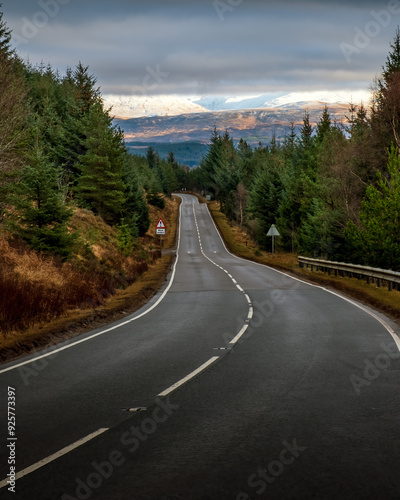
[[147, 145, 157, 170], [371, 27, 400, 156], [73, 62, 101, 116], [382, 25, 400, 82], [345, 146, 400, 270], [300, 110, 313, 149], [0, 6, 14, 57], [200, 126, 223, 197], [237, 138, 254, 188], [6, 128, 75, 258], [248, 163, 283, 249], [76, 103, 126, 223], [316, 105, 331, 144], [161, 161, 179, 197], [284, 122, 297, 151], [167, 151, 179, 170], [123, 155, 150, 237], [147, 180, 165, 208]]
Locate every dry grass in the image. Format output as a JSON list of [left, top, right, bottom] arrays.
[[207, 200, 400, 325], [0, 197, 181, 362]]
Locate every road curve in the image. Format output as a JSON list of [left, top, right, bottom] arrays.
[[1, 194, 400, 500]]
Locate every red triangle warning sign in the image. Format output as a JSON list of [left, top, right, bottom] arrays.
[[156, 219, 166, 229]]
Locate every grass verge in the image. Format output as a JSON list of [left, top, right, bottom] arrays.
[[0, 196, 181, 363]]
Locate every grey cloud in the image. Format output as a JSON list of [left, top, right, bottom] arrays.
[[1, 0, 398, 96]]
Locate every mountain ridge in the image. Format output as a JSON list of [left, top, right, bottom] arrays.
[[116, 104, 350, 147], [104, 90, 370, 119]]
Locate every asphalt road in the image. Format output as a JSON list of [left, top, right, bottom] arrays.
[[1, 194, 400, 500]]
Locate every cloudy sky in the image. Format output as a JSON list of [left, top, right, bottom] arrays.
[[1, 0, 399, 97]]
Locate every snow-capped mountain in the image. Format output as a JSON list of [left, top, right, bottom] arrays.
[[103, 94, 208, 119], [104, 90, 371, 119], [190, 90, 371, 112], [189, 93, 285, 111]]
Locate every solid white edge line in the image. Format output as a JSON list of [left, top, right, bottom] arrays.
[[0, 428, 109, 489], [230, 324, 249, 345], [158, 356, 220, 397], [204, 203, 400, 352], [0, 201, 184, 375]]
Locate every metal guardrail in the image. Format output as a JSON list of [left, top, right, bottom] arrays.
[[298, 256, 400, 291]]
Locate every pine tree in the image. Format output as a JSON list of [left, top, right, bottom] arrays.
[[248, 164, 283, 249], [371, 27, 400, 152], [6, 128, 76, 258], [300, 110, 313, 149], [76, 103, 126, 223], [167, 151, 179, 170], [345, 146, 400, 270], [161, 161, 179, 197], [316, 105, 331, 144], [0, 6, 14, 57], [73, 62, 101, 116], [382, 26, 400, 82], [147, 145, 157, 170], [123, 156, 150, 237]]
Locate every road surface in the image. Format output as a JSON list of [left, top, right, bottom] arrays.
[[1, 194, 400, 500]]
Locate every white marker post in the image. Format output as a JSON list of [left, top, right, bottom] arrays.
[[267, 224, 280, 255], [156, 219, 166, 255]]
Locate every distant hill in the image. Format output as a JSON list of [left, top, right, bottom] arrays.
[[116, 104, 350, 147], [105, 90, 370, 118], [104, 94, 208, 119], [189, 90, 370, 112]]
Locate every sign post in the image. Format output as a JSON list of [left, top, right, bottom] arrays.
[[267, 224, 280, 255], [156, 219, 166, 255]]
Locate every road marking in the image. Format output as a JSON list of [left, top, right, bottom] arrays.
[[230, 324, 250, 345], [0, 202, 185, 375], [0, 428, 109, 489], [204, 202, 400, 352], [158, 356, 220, 397], [191, 204, 253, 346]]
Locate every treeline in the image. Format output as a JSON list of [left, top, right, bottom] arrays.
[[0, 10, 186, 259], [189, 29, 400, 271]]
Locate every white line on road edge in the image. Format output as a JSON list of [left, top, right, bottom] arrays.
[[158, 356, 220, 397], [204, 202, 400, 352], [0, 203, 184, 375], [0, 428, 109, 489], [230, 324, 250, 345]]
